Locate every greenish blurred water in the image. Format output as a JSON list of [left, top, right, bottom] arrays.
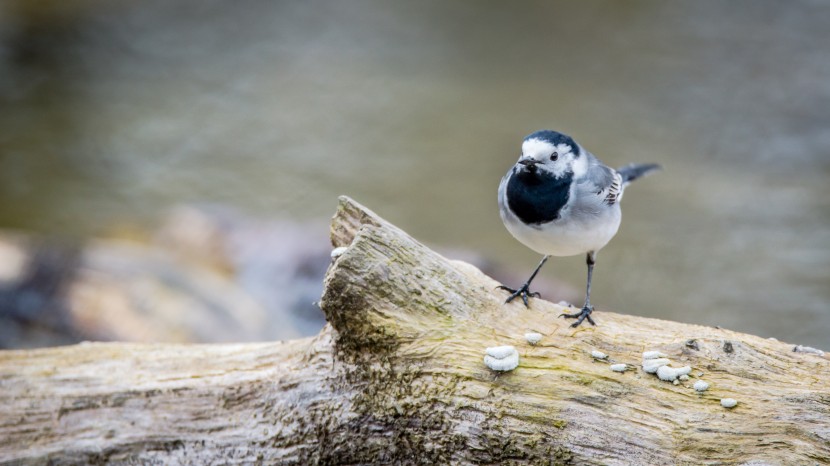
[[1, 1, 828, 347]]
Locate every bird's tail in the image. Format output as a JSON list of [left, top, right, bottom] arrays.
[[617, 163, 662, 186]]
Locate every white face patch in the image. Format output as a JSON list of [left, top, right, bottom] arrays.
[[571, 146, 588, 178], [520, 138, 578, 177], [521, 138, 558, 162]]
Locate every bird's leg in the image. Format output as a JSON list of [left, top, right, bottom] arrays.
[[560, 251, 597, 327], [497, 255, 549, 307]]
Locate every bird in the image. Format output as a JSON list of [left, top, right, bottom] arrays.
[[497, 129, 660, 327]]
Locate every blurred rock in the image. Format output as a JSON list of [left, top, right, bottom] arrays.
[[0, 235, 81, 348], [155, 205, 331, 338], [0, 231, 274, 348], [0, 235, 27, 284], [70, 239, 273, 343]]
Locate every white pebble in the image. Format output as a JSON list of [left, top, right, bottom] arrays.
[[610, 364, 627, 372], [486, 345, 517, 359], [656, 365, 692, 382], [642, 358, 671, 374], [720, 398, 738, 408], [642, 351, 667, 360], [330, 247, 348, 260], [679, 374, 690, 381], [694, 380, 710, 392], [524, 333, 543, 345], [591, 350, 608, 359]]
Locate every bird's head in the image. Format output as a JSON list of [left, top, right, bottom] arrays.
[[515, 130, 583, 178]]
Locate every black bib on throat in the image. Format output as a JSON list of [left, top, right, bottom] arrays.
[[506, 168, 572, 225]]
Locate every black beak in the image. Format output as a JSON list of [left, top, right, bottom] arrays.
[[518, 158, 537, 167]]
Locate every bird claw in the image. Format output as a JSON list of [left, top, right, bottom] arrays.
[[496, 284, 541, 307], [559, 306, 596, 327]]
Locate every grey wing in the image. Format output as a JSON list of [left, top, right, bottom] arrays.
[[575, 163, 623, 211]]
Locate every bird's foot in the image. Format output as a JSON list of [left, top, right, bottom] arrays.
[[496, 283, 541, 307], [559, 305, 596, 327]]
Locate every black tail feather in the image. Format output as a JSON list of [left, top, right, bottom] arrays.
[[617, 163, 662, 184]]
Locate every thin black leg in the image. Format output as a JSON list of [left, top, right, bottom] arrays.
[[497, 255, 549, 307], [560, 251, 597, 327]]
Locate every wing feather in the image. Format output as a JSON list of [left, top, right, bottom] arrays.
[[578, 162, 622, 206], [604, 172, 623, 205]]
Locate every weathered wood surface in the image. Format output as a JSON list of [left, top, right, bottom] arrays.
[[1, 196, 828, 465]]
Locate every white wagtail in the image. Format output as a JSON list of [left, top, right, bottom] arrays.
[[497, 130, 660, 327]]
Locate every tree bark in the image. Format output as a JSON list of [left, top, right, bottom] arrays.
[[1, 196, 828, 465]]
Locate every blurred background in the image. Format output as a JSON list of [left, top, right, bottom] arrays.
[[0, 0, 828, 349]]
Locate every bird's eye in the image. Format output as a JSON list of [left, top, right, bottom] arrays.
[[550, 152, 559, 161]]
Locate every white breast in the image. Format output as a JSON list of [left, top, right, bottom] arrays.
[[498, 174, 622, 256]]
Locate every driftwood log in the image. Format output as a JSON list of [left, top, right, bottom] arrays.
[[1, 196, 828, 465]]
